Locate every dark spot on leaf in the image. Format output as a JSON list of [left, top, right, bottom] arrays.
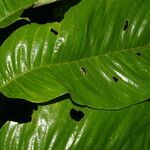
[[50, 28, 58, 35], [123, 20, 128, 31], [136, 52, 141, 56], [113, 76, 119, 82], [80, 67, 87, 76], [70, 108, 84, 122]]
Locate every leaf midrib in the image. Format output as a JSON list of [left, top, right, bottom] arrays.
[[0, 44, 150, 90]]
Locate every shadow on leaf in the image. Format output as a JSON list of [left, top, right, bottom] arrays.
[[0, 93, 38, 129], [0, 20, 29, 46], [21, 0, 81, 24], [0, 93, 71, 129], [0, 0, 81, 46]]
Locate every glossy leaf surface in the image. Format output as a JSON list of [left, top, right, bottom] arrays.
[[0, 0, 150, 148], [0, 0, 150, 109], [0, 100, 150, 149]]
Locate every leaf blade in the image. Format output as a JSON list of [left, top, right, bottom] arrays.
[[0, 100, 149, 149], [0, 0, 150, 109]]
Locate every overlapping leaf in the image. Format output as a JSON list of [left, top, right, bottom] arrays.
[[0, 0, 150, 149], [34, 0, 58, 7], [0, 0, 57, 28], [0, 100, 149, 149], [0, 0, 150, 109]]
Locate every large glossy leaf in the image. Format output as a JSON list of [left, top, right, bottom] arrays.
[[0, 0, 57, 28], [0, 100, 150, 149], [1, 0, 150, 109]]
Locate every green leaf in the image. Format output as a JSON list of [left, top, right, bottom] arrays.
[[0, 23, 68, 102], [0, 100, 150, 149], [34, 0, 59, 7], [1, 0, 150, 109], [0, 0, 57, 28], [0, 0, 36, 28]]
